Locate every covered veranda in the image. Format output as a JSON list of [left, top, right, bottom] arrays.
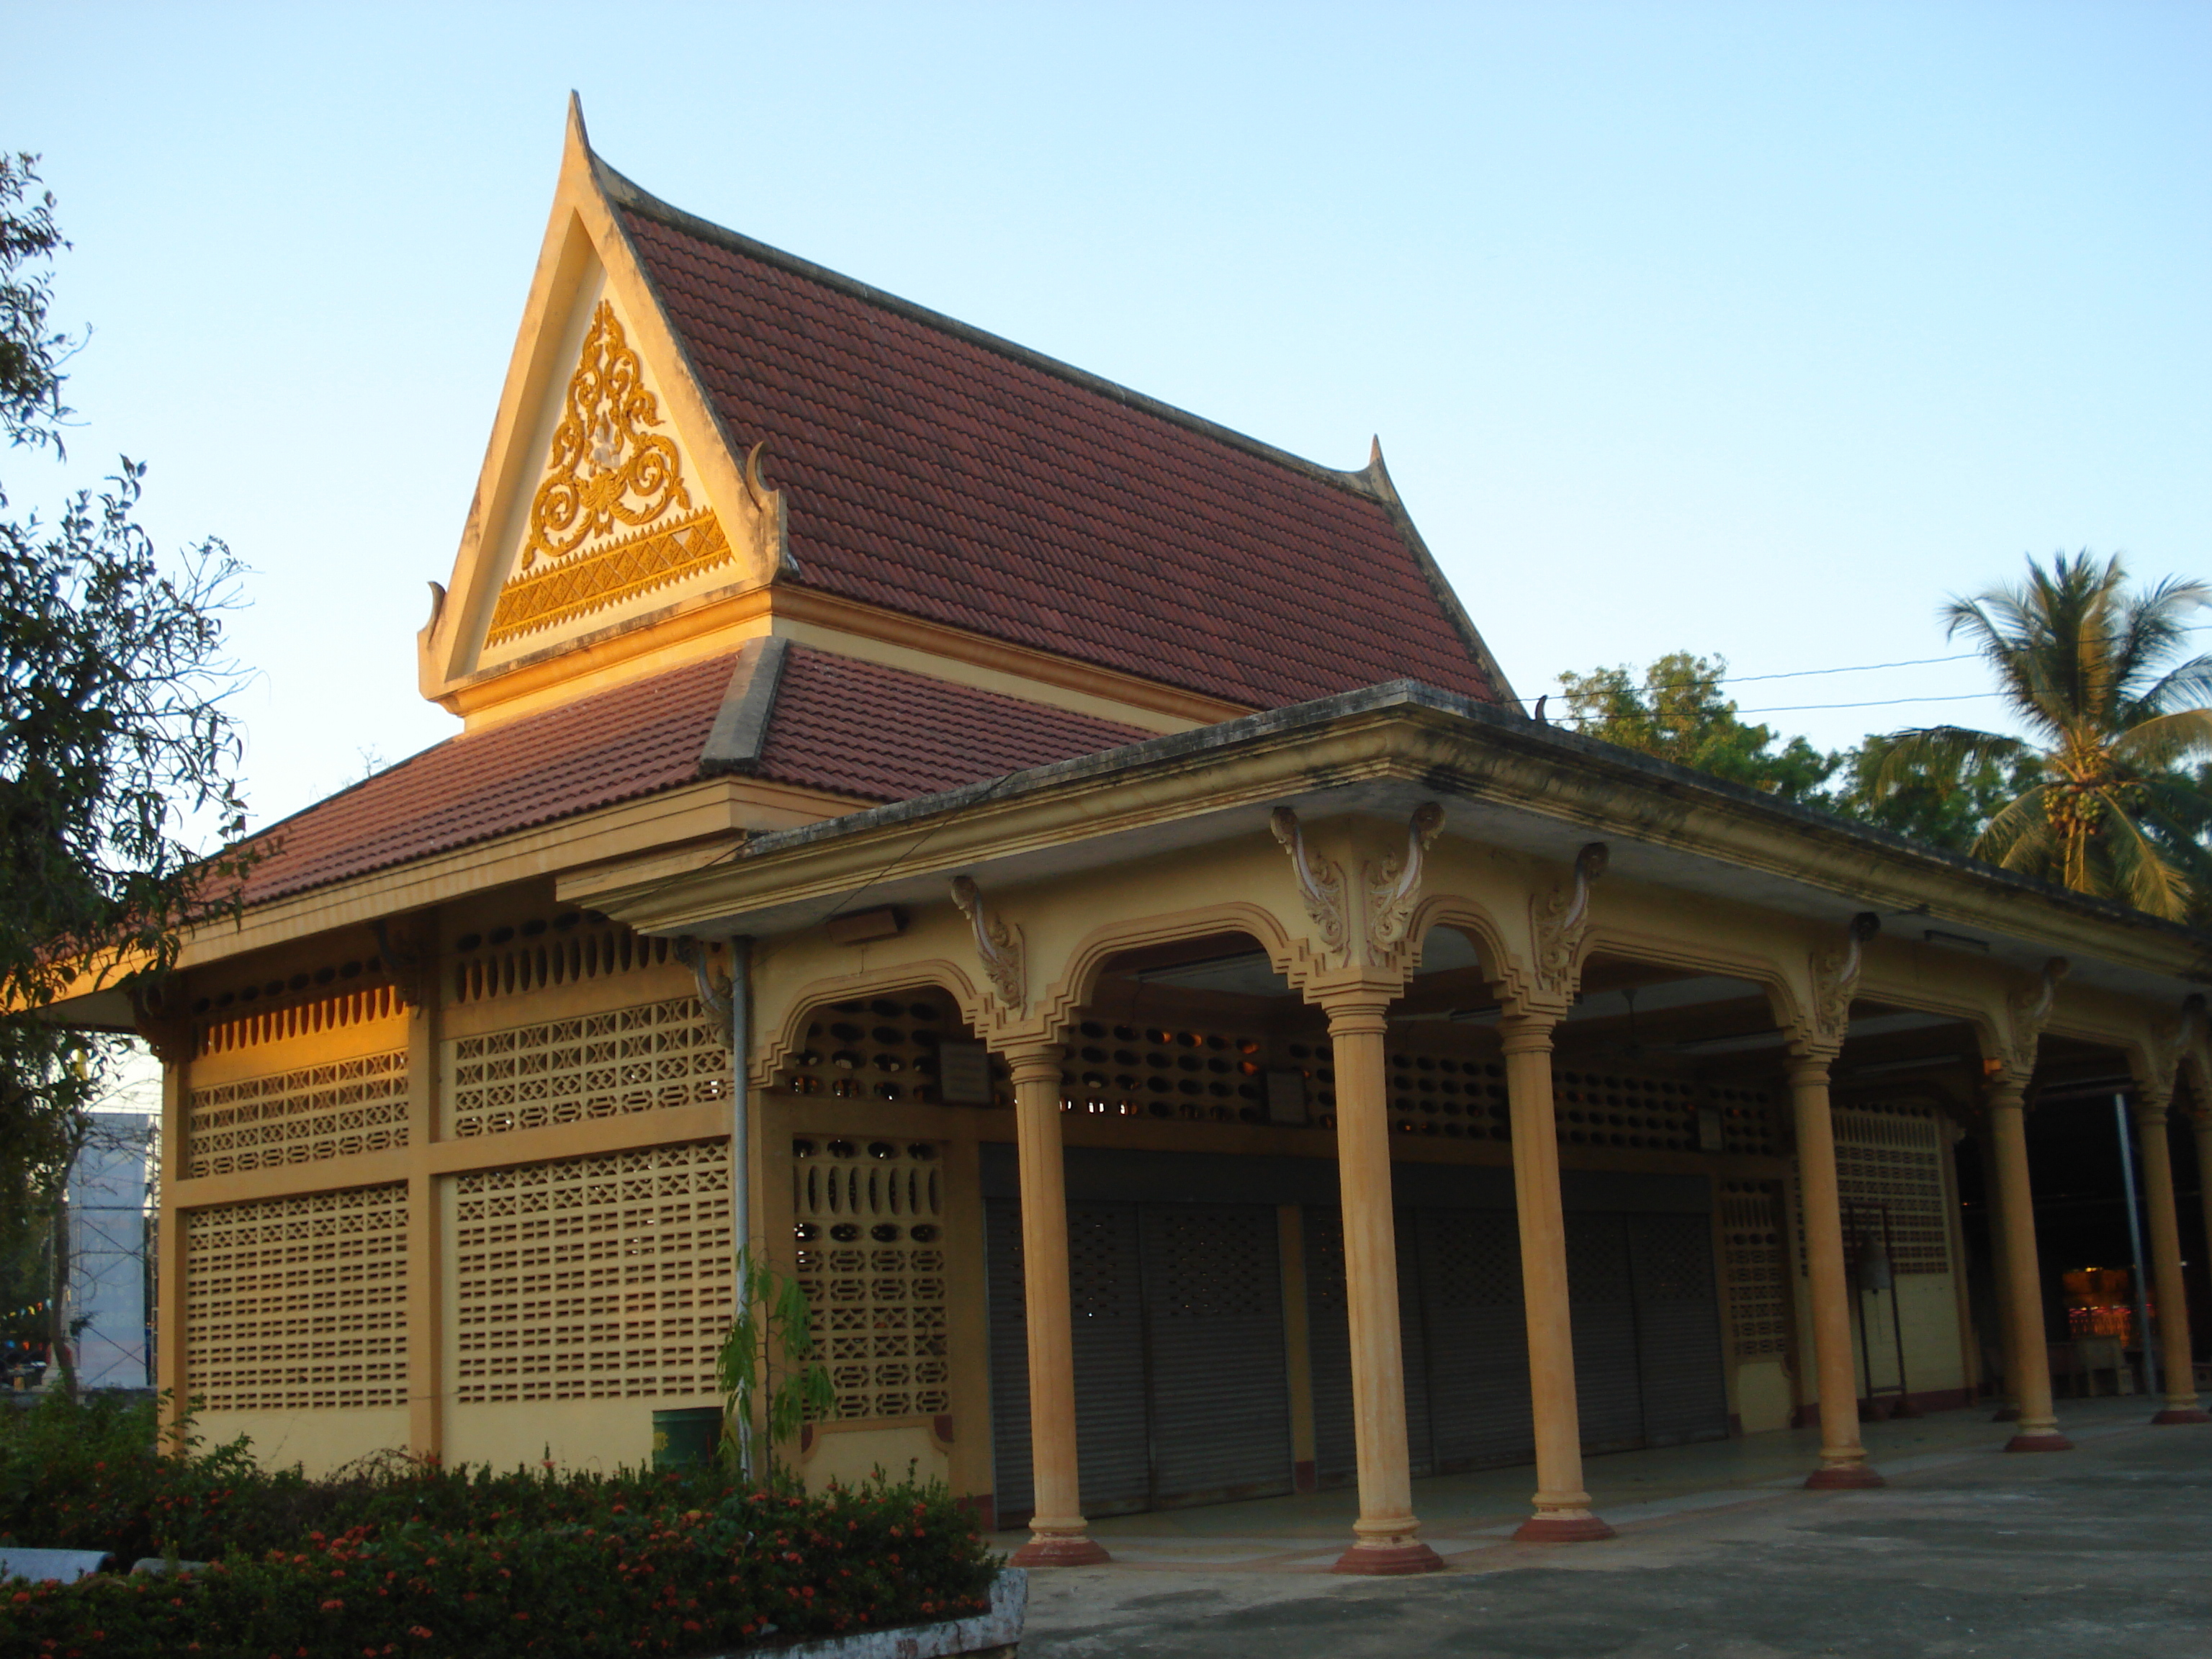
[[575, 683, 2212, 1577]]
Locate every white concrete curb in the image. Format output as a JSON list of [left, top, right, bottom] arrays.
[[743, 1568, 1027, 1659]]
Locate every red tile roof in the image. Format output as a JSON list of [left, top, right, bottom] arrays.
[[238, 655, 738, 908], [611, 177, 1509, 713], [757, 644, 1153, 801], [234, 647, 1154, 908]]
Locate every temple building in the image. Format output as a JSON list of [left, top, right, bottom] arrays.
[[66, 102, 2212, 1575]]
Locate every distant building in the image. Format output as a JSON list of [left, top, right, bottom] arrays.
[[63, 1112, 154, 1390], [51, 101, 2212, 1573]]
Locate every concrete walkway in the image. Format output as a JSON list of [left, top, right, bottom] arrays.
[[1012, 1398, 2212, 1655]]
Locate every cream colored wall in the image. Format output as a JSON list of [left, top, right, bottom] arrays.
[[443, 1401, 665, 1477], [191, 1408, 410, 1480]]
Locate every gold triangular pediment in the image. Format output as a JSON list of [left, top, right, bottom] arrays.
[[482, 300, 732, 653]]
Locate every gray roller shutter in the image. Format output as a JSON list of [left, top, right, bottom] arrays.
[[985, 1197, 1033, 1524], [1566, 1211, 1644, 1455], [984, 1197, 1148, 1524], [1142, 1205, 1294, 1506], [1416, 1208, 1535, 1472], [1305, 1207, 1434, 1485], [1627, 1211, 1730, 1447]]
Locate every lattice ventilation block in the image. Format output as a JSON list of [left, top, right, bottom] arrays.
[[186, 1050, 410, 1179], [791, 1137, 948, 1421], [451, 1139, 734, 1403], [184, 1184, 408, 1411], [447, 996, 730, 1138]]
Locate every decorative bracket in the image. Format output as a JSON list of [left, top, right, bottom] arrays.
[[1996, 956, 2070, 1080], [1529, 842, 1609, 996], [950, 876, 1026, 1013], [1364, 803, 1446, 966], [1270, 807, 1349, 960], [674, 936, 735, 1027], [372, 917, 432, 1012], [1808, 912, 1882, 1049]]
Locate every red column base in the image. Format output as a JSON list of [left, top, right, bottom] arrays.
[[1804, 1465, 1887, 1490], [2152, 1407, 2212, 1426], [1514, 1514, 1617, 1542], [1331, 1541, 1445, 1575], [2003, 1432, 2073, 1452], [1990, 1405, 2020, 1422], [1010, 1535, 1112, 1567]]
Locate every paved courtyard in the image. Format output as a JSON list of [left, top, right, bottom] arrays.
[[1010, 1397, 2212, 1657]]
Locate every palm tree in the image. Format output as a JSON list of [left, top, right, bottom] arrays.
[[1864, 552, 2212, 920]]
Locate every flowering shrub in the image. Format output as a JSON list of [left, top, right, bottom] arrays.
[[0, 1397, 998, 1658]]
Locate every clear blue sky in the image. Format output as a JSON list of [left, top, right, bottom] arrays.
[[12, 2, 2208, 830]]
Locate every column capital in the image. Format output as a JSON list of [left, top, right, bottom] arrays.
[[2134, 1094, 2172, 1130], [1982, 1071, 2029, 1112], [1784, 1051, 1833, 1089], [1305, 976, 1401, 1035], [1498, 1010, 1559, 1056], [996, 1040, 1064, 1087]]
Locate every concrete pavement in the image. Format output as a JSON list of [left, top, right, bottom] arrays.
[[1011, 1398, 2212, 1656]]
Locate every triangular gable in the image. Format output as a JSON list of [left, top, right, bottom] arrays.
[[419, 97, 784, 719]]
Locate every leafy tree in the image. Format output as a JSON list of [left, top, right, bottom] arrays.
[[1556, 650, 1842, 801], [1861, 553, 2212, 920], [1, 153, 251, 1384]]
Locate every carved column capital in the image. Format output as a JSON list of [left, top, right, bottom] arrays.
[[1992, 956, 2069, 1082], [1361, 804, 1444, 969], [1270, 807, 1349, 961]]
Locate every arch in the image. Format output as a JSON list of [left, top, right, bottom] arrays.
[[752, 957, 986, 1087], [1032, 899, 1313, 1040], [1404, 894, 1515, 999], [1575, 922, 1806, 1042]]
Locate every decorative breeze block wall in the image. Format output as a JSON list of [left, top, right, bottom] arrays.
[[186, 1051, 410, 1178], [791, 1137, 949, 1421], [183, 1183, 409, 1410], [446, 996, 729, 1138]]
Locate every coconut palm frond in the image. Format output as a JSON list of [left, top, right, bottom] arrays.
[[1972, 783, 2056, 870], [2126, 652, 2212, 721], [2113, 573, 2212, 698], [2095, 792, 2195, 921], [2113, 708, 2212, 770], [1863, 727, 2033, 801]]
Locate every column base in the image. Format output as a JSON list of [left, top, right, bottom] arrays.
[[1514, 1514, 1616, 1542], [1804, 1464, 1886, 1490], [2152, 1406, 2212, 1426], [2003, 1431, 2073, 1453], [1990, 1404, 2020, 1422], [1332, 1539, 1445, 1575], [1011, 1534, 1112, 1567]]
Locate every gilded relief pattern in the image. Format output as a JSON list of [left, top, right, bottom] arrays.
[[487, 301, 733, 649]]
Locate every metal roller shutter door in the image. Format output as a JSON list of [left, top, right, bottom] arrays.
[[1627, 1211, 1730, 1447], [1416, 1208, 1535, 1473], [984, 1198, 1149, 1524], [1566, 1211, 1644, 1455], [1305, 1208, 1434, 1485], [1142, 1205, 1295, 1507]]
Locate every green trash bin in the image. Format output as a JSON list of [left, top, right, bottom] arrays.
[[652, 1406, 724, 1472]]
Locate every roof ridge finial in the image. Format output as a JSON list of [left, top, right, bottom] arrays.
[[566, 90, 591, 156]]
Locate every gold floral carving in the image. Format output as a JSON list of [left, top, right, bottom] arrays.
[[1269, 807, 1348, 958], [1364, 803, 1445, 964], [950, 876, 1025, 1012], [486, 511, 730, 647], [1529, 842, 1608, 994], [522, 302, 690, 569]]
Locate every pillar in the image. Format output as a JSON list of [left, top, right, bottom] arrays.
[[1978, 1129, 2023, 1422], [1501, 1013, 1613, 1540], [1986, 1078, 2070, 1450], [1004, 1042, 1109, 1567], [405, 989, 443, 1462], [1322, 992, 1441, 1574], [1788, 1056, 1884, 1487], [2133, 1099, 2208, 1424], [154, 1053, 189, 1453]]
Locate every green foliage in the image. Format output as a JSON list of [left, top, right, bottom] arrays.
[[716, 1249, 834, 1483], [1556, 651, 1841, 802], [1861, 552, 2212, 917], [1, 155, 251, 1303], [0, 1392, 998, 1658]]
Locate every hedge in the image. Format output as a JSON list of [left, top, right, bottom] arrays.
[[1, 1395, 997, 1659]]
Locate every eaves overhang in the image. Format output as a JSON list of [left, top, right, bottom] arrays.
[[568, 680, 2212, 1004]]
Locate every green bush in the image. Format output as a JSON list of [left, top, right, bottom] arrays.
[[0, 1395, 998, 1658]]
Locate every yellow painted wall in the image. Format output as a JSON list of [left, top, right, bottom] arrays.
[[192, 1408, 409, 1479]]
